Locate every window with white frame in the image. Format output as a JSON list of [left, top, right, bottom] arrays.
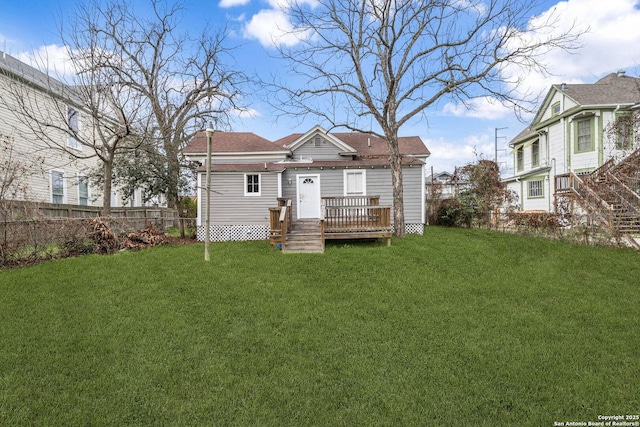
[[531, 141, 539, 167], [78, 175, 89, 206], [51, 170, 65, 204], [516, 147, 524, 171], [344, 170, 366, 196], [67, 107, 80, 150], [527, 179, 544, 198], [576, 117, 593, 152], [245, 173, 261, 196]]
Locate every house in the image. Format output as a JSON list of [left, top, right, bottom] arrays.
[[426, 170, 467, 199], [504, 71, 640, 213], [182, 125, 430, 245], [0, 51, 146, 209]]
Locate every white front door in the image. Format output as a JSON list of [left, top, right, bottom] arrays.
[[297, 174, 321, 219]]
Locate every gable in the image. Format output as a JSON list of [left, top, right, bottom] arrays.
[[290, 133, 348, 161], [284, 125, 357, 155]]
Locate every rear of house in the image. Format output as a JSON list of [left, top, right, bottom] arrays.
[[183, 125, 430, 241]]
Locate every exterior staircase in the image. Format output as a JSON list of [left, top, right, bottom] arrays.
[[282, 220, 324, 253], [556, 148, 640, 249]]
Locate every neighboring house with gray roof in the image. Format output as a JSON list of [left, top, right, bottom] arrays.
[[0, 51, 149, 209], [182, 125, 430, 241], [503, 71, 640, 212], [0, 51, 104, 208]]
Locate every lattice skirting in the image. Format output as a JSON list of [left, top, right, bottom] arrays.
[[196, 225, 270, 242], [405, 223, 424, 235], [391, 223, 424, 235], [198, 223, 423, 242]]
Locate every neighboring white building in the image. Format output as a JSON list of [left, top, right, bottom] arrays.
[[504, 71, 640, 212], [426, 171, 469, 199], [0, 51, 148, 209]]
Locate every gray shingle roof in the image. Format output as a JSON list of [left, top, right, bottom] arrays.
[[274, 132, 430, 156], [556, 72, 640, 106]]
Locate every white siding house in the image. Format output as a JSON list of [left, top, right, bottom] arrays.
[[0, 52, 105, 208], [504, 71, 640, 212], [0, 51, 151, 210]]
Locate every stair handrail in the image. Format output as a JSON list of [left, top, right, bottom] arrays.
[[320, 200, 326, 250], [279, 199, 291, 250], [569, 172, 616, 228], [590, 157, 616, 182], [610, 147, 640, 175], [605, 171, 640, 215]]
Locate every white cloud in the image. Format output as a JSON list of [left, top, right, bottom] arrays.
[[234, 107, 261, 118], [219, 0, 251, 8], [242, 0, 318, 47], [442, 97, 514, 120], [243, 9, 313, 47], [15, 44, 77, 81], [442, 0, 640, 130], [503, 0, 640, 101], [422, 129, 516, 174]]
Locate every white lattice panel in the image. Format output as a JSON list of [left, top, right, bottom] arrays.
[[197, 225, 270, 242], [390, 223, 424, 235], [405, 223, 424, 235]]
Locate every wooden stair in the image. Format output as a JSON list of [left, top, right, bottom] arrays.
[[282, 220, 324, 253]]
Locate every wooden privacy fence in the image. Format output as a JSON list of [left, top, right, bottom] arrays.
[[2, 201, 178, 229]]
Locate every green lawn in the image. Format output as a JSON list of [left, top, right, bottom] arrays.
[[0, 227, 639, 426]]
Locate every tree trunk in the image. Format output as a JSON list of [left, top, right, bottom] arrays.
[[385, 131, 405, 238], [165, 143, 180, 210], [102, 161, 113, 216]]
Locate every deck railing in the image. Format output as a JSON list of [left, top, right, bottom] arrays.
[[555, 173, 581, 195], [269, 199, 291, 247], [322, 195, 380, 207], [269, 196, 392, 247], [323, 204, 391, 233]]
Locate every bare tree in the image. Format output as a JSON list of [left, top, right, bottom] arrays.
[[75, 0, 244, 209], [270, 0, 584, 236], [0, 133, 45, 263], [0, 52, 130, 215]]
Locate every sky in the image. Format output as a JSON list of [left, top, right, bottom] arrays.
[[2, 0, 640, 175]]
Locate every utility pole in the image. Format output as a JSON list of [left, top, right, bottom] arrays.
[[204, 124, 215, 261], [495, 126, 508, 165]]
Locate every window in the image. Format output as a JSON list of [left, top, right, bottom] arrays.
[[516, 147, 524, 172], [527, 179, 544, 198], [344, 170, 366, 196], [531, 141, 539, 167], [67, 107, 80, 150], [51, 170, 64, 204], [615, 115, 634, 150], [551, 102, 561, 116], [245, 174, 260, 196], [576, 117, 593, 152], [78, 175, 89, 206]]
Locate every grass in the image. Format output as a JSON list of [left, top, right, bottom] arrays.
[[0, 227, 639, 426]]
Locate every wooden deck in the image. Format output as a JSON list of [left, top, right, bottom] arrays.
[[269, 196, 392, 252]]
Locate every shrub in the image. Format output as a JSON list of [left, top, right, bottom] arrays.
[[435, 198, 473, 227]]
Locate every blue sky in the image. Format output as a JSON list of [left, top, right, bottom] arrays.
[[2, 0, 640, 174]]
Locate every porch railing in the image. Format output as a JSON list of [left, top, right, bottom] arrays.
[[322, 195, 380, 207], [269, 199, 291, 248], [269, 196, 392, 248], [323, 196, 391, 233]]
